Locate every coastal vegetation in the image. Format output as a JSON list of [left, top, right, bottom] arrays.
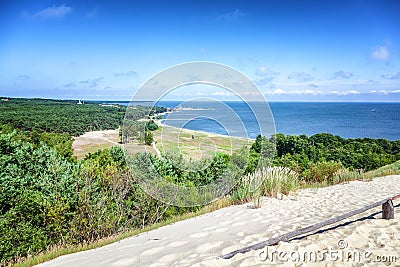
[[151, 125, 251, 159], [0, 97, 399, 265], [0, 98, 126, 136]]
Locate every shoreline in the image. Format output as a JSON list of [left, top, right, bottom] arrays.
[[155, 119, 254, 141]]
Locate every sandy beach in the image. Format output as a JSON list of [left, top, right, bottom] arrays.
[[37, 175, 400, 266], [156, 119, 253, 141]]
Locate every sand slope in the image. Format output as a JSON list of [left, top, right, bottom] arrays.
[[37, 175, 400, 266]]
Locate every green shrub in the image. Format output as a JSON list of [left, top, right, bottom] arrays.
[[146, 120, 158, 131], [0, 133, 80, 263], [303, 161, 343, 183], [145, 131, 153, 145]]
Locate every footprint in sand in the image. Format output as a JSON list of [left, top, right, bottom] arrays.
[[190, 232, 210, 238], [219, 220, 232, 226], [251, 217, 264, 222], [221, 245, 242, 255], [240, 235, 256, 244], [111, 257, 139, 267], [196, 241, 224, 253], [236, 231, 245, 237], [117, 244, 140, 251], [141, 246, 164, 256], [232, 221, 245, 227], [167, 240, 189, 247], [203, 226, 217, 231], [233, 210, 245, 216], [159, 253, 181, 263]]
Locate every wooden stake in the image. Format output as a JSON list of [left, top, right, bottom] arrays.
[[382, 199, 394, 219]]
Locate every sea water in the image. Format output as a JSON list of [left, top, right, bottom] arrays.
[[110, 101, 400, 140]]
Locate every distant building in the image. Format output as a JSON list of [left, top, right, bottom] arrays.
[[1, 98, 9, 101], [77, 100, 83, 105]]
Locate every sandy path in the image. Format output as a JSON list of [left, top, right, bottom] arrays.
[[37, 175, 400, 266], [72, 129, 121, 158]]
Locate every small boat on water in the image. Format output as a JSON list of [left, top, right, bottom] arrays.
[[371, 108, 376, 112]]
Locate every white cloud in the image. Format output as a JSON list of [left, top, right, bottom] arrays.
[[264, 88, 322, 96], [114, 70, 137, 77], [216, 9, 246, 22], [332, 70, 354, 79], [300, 89, 321, 95], [344, 90, 360, 95], [370, 90, 400, 94], [288, 72, 313, 82], [64, 82, 75, 88], [265, 89, 286, 95], [381, 72, 400, 80], [64, 77, 104, 88], [367, 80, 380, 84], [255, 67, 279, 77], [254, 67, 279, 87], [253, 77, 274, 86], [371, 45, 389, 60], [172, 92, 206, 97], [29, 5, 72, 19], [213, 91, 233, 96], [85, 7, 98, 19], [330, 90, 360, 96]]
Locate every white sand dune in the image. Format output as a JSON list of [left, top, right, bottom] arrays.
[[37, 175, 400, 266]]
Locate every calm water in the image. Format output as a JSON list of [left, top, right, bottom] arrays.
[[111, 101, 400, 140]]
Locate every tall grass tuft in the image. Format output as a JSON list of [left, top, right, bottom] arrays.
[[258, 167, 300, 197], [231, 166, 300, 205], [332, 160, 400, 184], [332, 168, 364, 184]]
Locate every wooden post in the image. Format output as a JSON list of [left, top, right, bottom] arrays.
[[382, 199, 394, 219]]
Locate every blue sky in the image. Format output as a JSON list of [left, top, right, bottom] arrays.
[[1, 0, 400, 101]]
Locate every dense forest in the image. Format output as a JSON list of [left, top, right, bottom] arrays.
[[0, 97, 399, 265], [253, 133, 400, 181], [0, 98, 126, 136]]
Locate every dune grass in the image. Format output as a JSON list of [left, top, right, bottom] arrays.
[[333, 160, 400, 184], [232, 160, 400, 208]]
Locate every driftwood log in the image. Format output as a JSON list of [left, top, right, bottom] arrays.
[[220, 194, 399, 260]]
